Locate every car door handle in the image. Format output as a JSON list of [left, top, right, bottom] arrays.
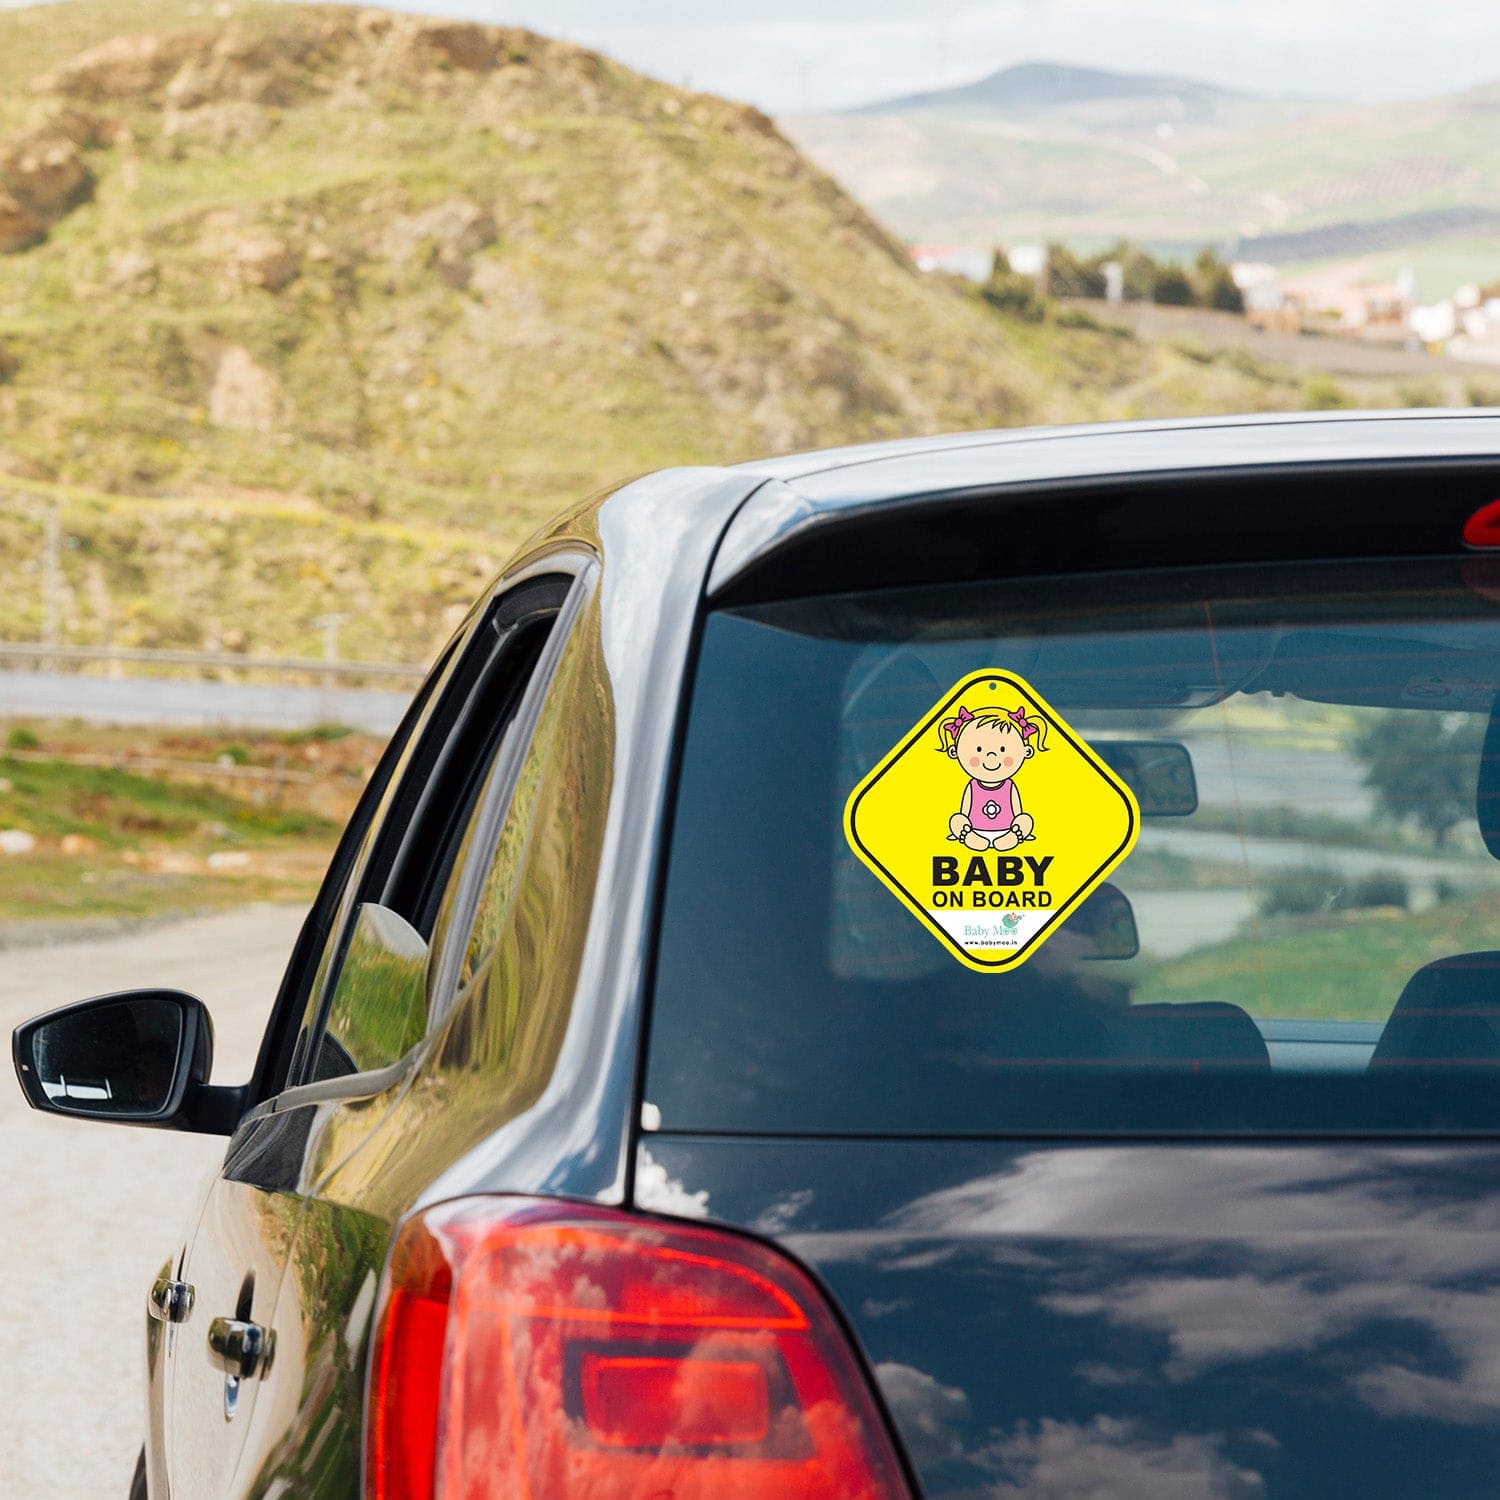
[[148, 1277, 195, 1325], [207, 1316, 275, 1380]]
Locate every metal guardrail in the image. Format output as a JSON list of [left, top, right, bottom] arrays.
[[0, 745, 323, 785], [0, 642, 427, 683]]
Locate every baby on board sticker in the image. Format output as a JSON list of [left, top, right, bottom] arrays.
[[938, 702, 1047, 851], [844, 668, 1138, 971]]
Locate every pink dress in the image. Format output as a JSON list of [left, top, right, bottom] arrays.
[[967, 778, 1016, 833]]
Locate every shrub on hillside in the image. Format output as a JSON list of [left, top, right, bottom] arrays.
[[1259, 866, 1411, 917], [1259, 867, 1344, 917], [982, 266, 1048, 322], [1347, 872, 1410, 910], [1304, 374, 1351, 410], [1397, 379, 1443, 408]]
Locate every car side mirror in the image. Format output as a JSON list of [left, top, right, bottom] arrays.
[[12, 989, 215, 1128], [1069, 883, 1140, 961]]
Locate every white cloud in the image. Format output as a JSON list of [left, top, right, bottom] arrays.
[[977, 1414, 1268, 1499], [632, 1146, 710, 1218], [874, 1361, 971, 1468]]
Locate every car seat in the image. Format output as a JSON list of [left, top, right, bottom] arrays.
[[1369, 952, 1500, 1066]]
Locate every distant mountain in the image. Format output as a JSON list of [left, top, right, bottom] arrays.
[[851, 60, 1245, 122], [783, 62, 1500, 293]]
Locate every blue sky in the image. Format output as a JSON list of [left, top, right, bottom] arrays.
[[383, 0, 1500, 113]]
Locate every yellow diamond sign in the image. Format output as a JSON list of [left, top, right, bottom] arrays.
[[844, 669, 1139, 971]]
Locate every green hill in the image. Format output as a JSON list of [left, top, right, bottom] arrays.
[[0, 4, 1453, 661]]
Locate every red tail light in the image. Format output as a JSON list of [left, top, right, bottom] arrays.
[[365, 1197, 914, 1500], [1465, 499, 1500, 549]]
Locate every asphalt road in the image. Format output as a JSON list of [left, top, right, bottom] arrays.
[[0, 904, 305, 1498]]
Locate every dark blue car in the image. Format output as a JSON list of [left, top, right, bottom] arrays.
[[18, 409, 1500, 1498]]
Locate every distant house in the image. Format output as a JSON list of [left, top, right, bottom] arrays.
[[909, 244, 992, 283], [1443, 297, 1500, 363], [1409, 300, 1457, 347], [1277, 266, 1414, 338], [1232, 262, 1299, 332], [1341, 282, 1411, 331]]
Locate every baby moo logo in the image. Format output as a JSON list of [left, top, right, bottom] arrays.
[[844, 670, 1139, 971]]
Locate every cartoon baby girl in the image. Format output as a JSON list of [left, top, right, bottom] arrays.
[[938, 703, 1047, 851]]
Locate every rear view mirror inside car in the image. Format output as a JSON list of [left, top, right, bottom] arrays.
[[1093, 739, 1197, 816]]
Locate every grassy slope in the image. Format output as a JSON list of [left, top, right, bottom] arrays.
[[0, 750, 335, 918], [0, 718, 387, 920], [0, 0, 210, 93], [0, 2, 1439, 661]]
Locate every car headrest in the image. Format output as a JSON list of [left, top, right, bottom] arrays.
[[1370, 951, 1500, 1066], [1107, 1001, 1270, 1067], [1478, 710, 1500, 859]]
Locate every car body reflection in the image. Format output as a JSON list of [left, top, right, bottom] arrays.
[[640, 1138, 1500, 1497]]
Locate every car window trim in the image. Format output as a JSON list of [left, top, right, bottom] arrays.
[[359, 580, 567, 942], [426, 555, 599, 1023], [244, 1058, 414, 1121], [259, 549, 597, 1111]]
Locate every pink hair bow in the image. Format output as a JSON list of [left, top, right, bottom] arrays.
[[941, 704, 974, 740], [1008, 707, 1039, 739]]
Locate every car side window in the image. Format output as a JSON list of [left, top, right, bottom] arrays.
[[293, 573, 573, 1088]]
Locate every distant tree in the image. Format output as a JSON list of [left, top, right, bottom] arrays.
[[1044, 241, 1106, 299], [1193, 248, 1245, 313], [1352, 710, 1486, 847], [1151, 263, 1195, 306], [1102, 240, 1158, 302], [1039, 239, 1243, 310]]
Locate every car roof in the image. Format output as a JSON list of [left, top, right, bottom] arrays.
[[705, 409, 1500, 593], [732, 408, 1500, 495]]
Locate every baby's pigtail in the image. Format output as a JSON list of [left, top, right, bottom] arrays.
[[938, 705, 971, 752]]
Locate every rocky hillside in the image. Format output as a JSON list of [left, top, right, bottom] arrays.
[[0, 2, 1441, 661]]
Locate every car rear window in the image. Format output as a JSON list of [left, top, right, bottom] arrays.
[[646, 557, 1500, 1135]]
